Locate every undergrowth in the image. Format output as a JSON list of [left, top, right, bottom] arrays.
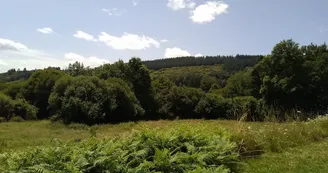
[[0, 126, 239, 173], [1, 116, 328, 172]]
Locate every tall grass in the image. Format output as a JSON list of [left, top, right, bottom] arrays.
[[1, 116, 328, 172]]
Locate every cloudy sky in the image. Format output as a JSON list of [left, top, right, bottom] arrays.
[[0, 0, 327, 72]]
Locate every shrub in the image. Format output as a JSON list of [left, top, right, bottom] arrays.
[[0, 93, 37, 121], [9, 116, 24, 122], [200, 75, 217, 91], [12, 99, 38, 120], [49, 76, 144, 125], [0, 117, 6, 123], [222, 68, 254, 97], [195, 94, 230, 119], [0, 93, 14, 120], [226, 96, 262, 121], [160, 86, 205, 118], [2, 80, 26, 99]]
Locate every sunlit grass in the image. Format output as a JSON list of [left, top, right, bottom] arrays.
[[1, 116, 328, 172]]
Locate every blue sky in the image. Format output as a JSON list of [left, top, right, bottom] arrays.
[[0, 0, 327, 72]]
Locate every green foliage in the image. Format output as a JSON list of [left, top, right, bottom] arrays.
[[0, 93, 14, 120], [200, 75, 217, 91], [161, 86, 205, 118], [143, 55, 261, 71], [23, 69, 66, 119], [152, 75, 175, 118], [0, 93, 37, 121], [96, 60, 128, 80], [0, 68, 35, 83], [2, 80, 26, 99], [151, 65, 225, 89], [0, 117, 5, 123], [195, 94, 230, 119], [0, 127, 238, 173], [0, 83, 8, 91], [9, 116, 24, 122], [253, 40, 328, 112], [66, 61, 93, 76], [12, 99, 38, 120], [49, 76, 144, 125], [227, 96, 261, 121], [128, 57, 157, 119], [222, 68, 254, 97]]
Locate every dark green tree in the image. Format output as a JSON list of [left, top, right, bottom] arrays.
[[195, 94, 229, 119], [223, 68, 254, 97], [23, 69, 66, 119], [48, 76, 144, 124], [200, 75, 217, 92], [127, 57, 156, 119], [162, 86, 205, 119]]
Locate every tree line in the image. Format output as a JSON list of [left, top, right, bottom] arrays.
[[0, 55, 261, 82], [0, 39, 327, 124]]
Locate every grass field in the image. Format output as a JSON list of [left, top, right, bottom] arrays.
[[1, 118, 328, 172]]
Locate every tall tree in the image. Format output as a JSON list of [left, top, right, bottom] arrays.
[[127, 57, 156, 119], [23, 69, 66, 119]]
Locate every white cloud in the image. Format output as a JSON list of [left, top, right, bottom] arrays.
[[165, 47, 191, 58], [0, 60, 7, 66], [0, 38, 28, 51], [0, 40, 67, 72], [0, 38, 110, 72], [160, 39, 169, 43], [98, 32, 160, 50], [73, 30, 97, 42], [195, 53, 203, 57], [37, 27, 53, 34], [190, 1, 228, 24], [167, 0, 196, 10], [102, 8, 126, 16], [64, 53, 110, 67], [133, 0, 139, 6]]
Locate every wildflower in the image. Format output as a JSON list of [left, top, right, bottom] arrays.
[[247, 126, 251, 130]]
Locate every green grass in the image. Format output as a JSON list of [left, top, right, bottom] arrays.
[[245, 139, 328, 173], [1, 117, 328, 172]]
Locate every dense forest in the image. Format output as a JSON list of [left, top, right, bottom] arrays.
[[0, 39, 327, 125]]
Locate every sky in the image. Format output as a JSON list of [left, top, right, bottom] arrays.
[[0, 0, 327, 72]]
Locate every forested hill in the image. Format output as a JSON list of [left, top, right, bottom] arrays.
[[0, 55, 262, 82], [142, 55, 262, 70]]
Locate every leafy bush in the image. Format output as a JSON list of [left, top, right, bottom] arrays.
[[200, 75, 217, 92], [160, 86, 205, 118], [2, 80, 26, 99], [0, 93, 14, 120], [0, 117, 6, 123], [49, 76, 144, 125], [9, 116, 24, 122], [0, 93, 37, 121], [12, 99, 38, 120], [0, 127, 238, 173], [222, 68, 254, 97], [195, 94, 230, 119], [226, 96, 262, 121]]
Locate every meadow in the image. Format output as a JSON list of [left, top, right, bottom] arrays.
[[1, 116, 328, 172]]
